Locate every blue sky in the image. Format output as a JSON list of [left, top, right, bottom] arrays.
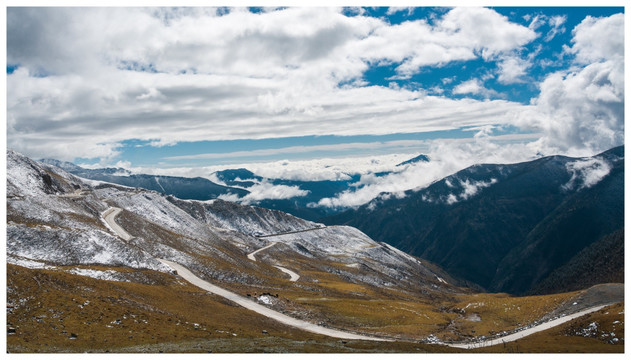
[[6, 6, 625, 177]]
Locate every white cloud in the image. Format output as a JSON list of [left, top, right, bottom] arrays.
[[516, 13, 624, 157], [453, 79, 501, 98], [545, 15, 567, 42], [164, 140, 426, 161], [497, 56, 531, 84], [315, 133, 540, 208], [567, 13, 624, 64], [7, 7, 539, 161], [356, 7, 536, 78], [6, 7, 622, 172], [459, 178, 497, 200], [220, 180, 310, 204], [430, 177, 498, 205], [527, 14, 547, 30], [122, 153, 425, 183], [386, 7, 414, 16]]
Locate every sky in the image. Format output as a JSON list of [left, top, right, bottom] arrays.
[[4, 4, 627, 207]]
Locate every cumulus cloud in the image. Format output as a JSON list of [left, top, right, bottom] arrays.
[[566, 13, 624, 64], [356, 7, 535, 78], [453, 79, 501, 98], [7, 7, 538, 161], [517, 13, 624, 157], [497, 56, 531, 84]]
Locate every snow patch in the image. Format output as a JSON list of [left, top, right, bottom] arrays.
[[67, 268, 129, 282], [257, 295, 273, 305], [7, 255, 56, 270]]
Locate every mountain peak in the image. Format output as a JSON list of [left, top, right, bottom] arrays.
[[396, 154, 430, 167]]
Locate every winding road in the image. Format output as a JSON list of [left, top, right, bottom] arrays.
[[247, 242, 300, 282], [102, 207, 133, 241], [274, 265, 300, 282], [246, 242, 278, 261], [447, 304, 611, 349], [102, 206, 615, 347], [158, 259, 386, 341], [255, 225, 328, 238]]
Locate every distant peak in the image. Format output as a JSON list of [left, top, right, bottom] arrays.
[[396, 154, 430, 167]]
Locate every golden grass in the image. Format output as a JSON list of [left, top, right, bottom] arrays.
[[7, 263, 623, 353], [470, 302, 624, 353], [445, 291, 579, 339], [6, 264, 322, 353]]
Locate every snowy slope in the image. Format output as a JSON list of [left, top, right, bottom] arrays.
[[8, 149, 453, 294]]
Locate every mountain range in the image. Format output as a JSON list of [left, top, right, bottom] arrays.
[[42, 153, 431, 222], [325, 146, 624, 295], [6, 148, 625, 352], [39, 158, 249, 201]]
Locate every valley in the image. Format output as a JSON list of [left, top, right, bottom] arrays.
[[6, 149, 625, 353]]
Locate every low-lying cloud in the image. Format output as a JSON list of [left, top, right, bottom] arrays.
[[314, 133, 540, 208], [562, 158, 612, 191], [218, 180, 310, 205]]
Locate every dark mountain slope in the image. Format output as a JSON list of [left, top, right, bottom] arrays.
[[396, 154, 429, 167], [40, 159, 248, 200], [491, 151, 624, 293], [326, 146, 624, 294], [530, 229, 624, 295]]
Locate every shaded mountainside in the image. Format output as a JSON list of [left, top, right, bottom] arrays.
[[214, 168, 364, 220], [530, 229, 624, 295], [326, 146, 624, 295], [40, 158, 249, 201]]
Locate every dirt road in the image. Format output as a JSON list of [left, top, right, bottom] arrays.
[[246, 242, 278, 261], [447, 304, 611, 349], [101, 206, 614, 346], [274, 265, 300, 282], [102, 207, 133, 241], [158, 259, 387, 341]]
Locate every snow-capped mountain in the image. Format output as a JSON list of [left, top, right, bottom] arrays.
[[326, 146, 624, 295], [9, 149, 454, 297], [39, 158, 249, 201]]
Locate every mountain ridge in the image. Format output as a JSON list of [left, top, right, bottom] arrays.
[[325, 146, 624, 295]]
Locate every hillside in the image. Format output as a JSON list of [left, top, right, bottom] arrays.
[[40, 158, 249, 201], [7, 149, 623, 353], [326, 146, 624, 295]]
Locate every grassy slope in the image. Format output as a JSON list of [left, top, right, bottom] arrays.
[[7, 264, 623, 353], [471, 302, 625, 353], [6, 264, 456, 353]]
